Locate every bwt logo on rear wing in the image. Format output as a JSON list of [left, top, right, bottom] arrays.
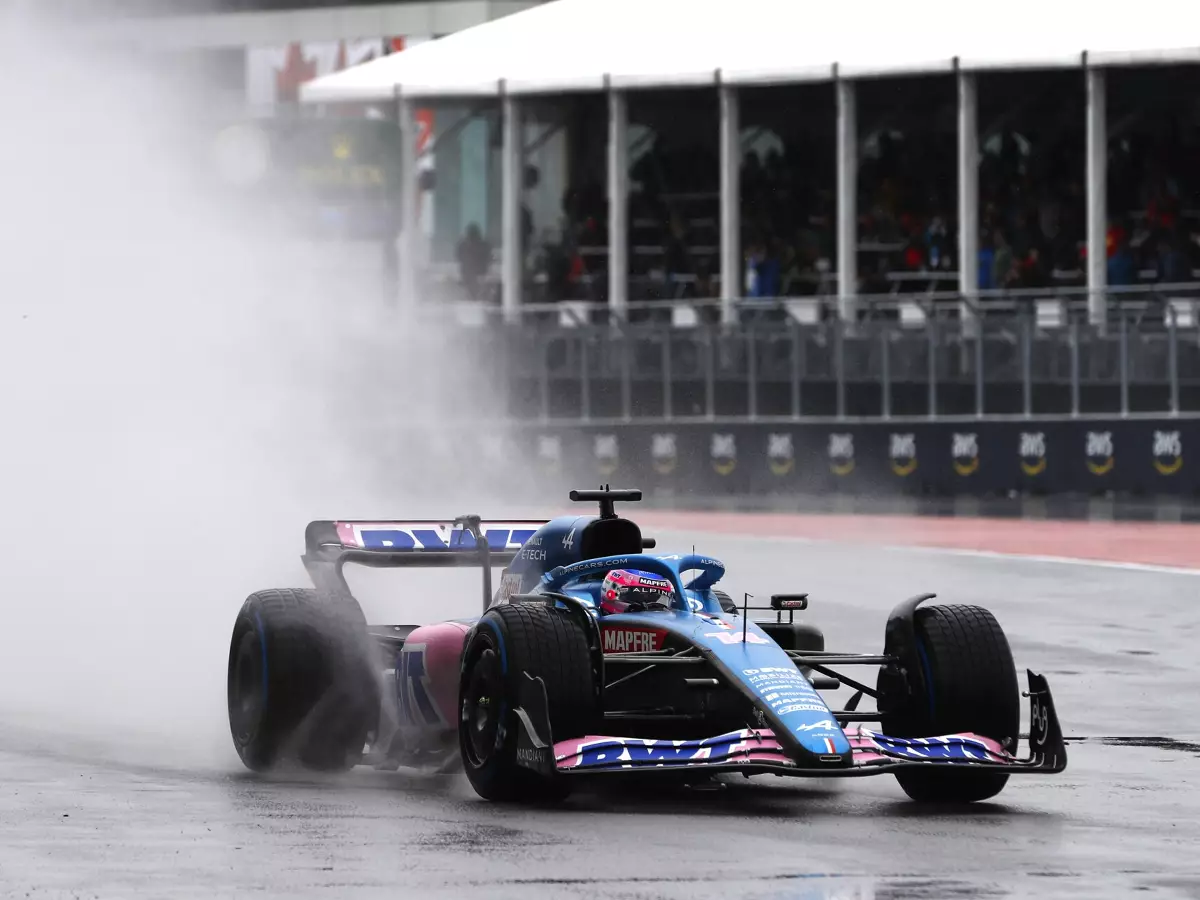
[[302, 519, 550, 611], [332, 521, 546, 552]]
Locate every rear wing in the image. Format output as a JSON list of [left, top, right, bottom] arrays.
[[302, 516, 547, 611]]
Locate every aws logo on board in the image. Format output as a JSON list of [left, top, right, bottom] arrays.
[[767, 433, 794, 476], [828, 433, 855, 476], [479, 433, 512, 475], [952, 432, 979, 477], [1153, 430, 1183, 476], [889, 433, 918, 477], [1086, 431, 1115, 476], [536, 435, 562, 473], [711, 433, 737, 476], [594, 434, 619, 477], [332, 133, 354, 161], [1019, 431, 1047, 477], [480, 433, 505, 460], [651, 432, 677, 475]]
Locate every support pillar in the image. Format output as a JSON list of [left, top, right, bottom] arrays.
[[957, 70, 979, 334], [607, 86, 629, 320], [718, 82, 741, 326], [836, 78, 858, 322], [501, 91, 523, 323], [1086, 66, 1108, 328], [396, 92, 419, 313]]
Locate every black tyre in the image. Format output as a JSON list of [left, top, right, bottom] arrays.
[[227, 588, 381, 772], [458, 603, 597, 802], [879, 604, 1020, 804], [714, 590, 738, 614]]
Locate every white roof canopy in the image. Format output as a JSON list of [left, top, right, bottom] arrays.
[[301, 0, 1200, 103]]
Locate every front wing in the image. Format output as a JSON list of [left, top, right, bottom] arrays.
[[517, 669, 1066, 779]]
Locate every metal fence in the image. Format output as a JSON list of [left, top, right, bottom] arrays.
[[417, 283, 1200, 424]]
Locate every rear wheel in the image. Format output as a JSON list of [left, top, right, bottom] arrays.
[[878, 604, 1019, 803], [228, 588, 380, 772], [459, 603, 597, 802]]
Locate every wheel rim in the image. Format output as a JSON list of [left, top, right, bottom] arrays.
[[461, 647, 503, 767], [229, 629, 264, 745]]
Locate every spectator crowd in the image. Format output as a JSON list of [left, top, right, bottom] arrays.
[[445, 93, 1200, 310]]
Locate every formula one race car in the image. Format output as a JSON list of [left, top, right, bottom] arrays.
[[227, 487, 1067, 804]]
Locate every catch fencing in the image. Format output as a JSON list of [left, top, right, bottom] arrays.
[[429, 287, 1200, 419]]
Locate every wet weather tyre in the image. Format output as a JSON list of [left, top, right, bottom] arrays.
[[458, 603, 597, 803], [715, 590, 739, 615], [879, 604, 1020, 804], [227, 588, 380, 773]]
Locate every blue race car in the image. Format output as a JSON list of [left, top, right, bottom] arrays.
[[226, 486, 1066, 804]]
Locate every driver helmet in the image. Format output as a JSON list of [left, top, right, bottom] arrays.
[[600, 568, 675, 615]]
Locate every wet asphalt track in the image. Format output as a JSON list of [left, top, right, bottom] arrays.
[[4, 529, 1200, 900]]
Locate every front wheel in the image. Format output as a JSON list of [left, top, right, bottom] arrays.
[[714, 590, 738, 614], [458, 603, 597, 802], [878, 603, 1019, 804]]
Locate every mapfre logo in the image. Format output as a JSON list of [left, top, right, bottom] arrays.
[[602, 627, 666, 654], [1153, 430, 1183, 476], [711, 433, 737, 476], [952, 432, 979, 476], [1086, 431, 1114, 476], [1019, 431, 1047, 476], [594, 434, 619, 477], [651, 433, 677, 475], [828, 433, 854, 476], [889, 433, 917, 477], [767, 433, 794, 476], [537, 434, 562, 472]]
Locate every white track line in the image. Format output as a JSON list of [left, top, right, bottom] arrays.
[[651, 527, 1200, 577]]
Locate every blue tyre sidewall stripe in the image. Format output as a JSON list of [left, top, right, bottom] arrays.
[[483, 618, 507, 674], [477, 617, 508, 757], [916, 637, 934, 719]]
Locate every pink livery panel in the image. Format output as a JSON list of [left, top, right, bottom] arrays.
[[394, 621, 471, 734]]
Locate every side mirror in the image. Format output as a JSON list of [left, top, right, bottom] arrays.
[[770, 594, 808, 611]]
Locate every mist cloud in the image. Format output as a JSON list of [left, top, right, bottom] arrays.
[[0, 14, 521, 768]]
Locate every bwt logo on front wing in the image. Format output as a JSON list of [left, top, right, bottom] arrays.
[[565, 730, 781, 769], [573, 740, 719, 768], [602, 628, 666, 653]]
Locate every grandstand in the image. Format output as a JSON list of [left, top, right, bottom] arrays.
[[295, 0, 1200, 434]]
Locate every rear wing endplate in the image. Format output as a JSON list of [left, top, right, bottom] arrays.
[[302, 516, 547, 611]]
